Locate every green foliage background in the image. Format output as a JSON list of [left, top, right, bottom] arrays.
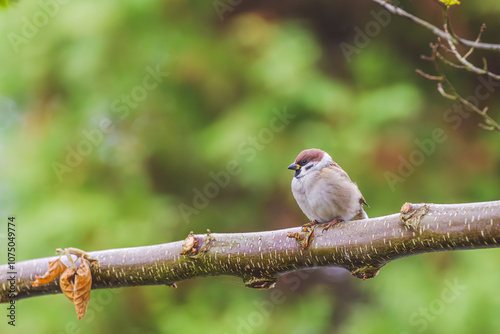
[[1, 0, 500, 333]]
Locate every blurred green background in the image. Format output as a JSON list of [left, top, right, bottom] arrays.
[[1, 0, 500, 333]]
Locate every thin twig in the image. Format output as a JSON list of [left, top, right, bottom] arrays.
[[369, 0, 500, 52], [435, 52, 465, 70], [441, 11, 500, 80], [415, 69, 443, 81], [423, 42, 500, 131], [381, 1, 500, 131], [463, 24, 486, 60]]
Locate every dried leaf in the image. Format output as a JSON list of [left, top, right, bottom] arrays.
[[60, 257, 92, 319], [30, 259, 67, 287]]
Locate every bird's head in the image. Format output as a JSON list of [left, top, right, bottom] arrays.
[[287, 148, 333, 178]]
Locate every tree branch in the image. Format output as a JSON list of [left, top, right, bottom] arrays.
[[1, 201, 500, 303], [372, 0, 500, 131], [369, 0, 500, 52], [416, 41, 500, 132]]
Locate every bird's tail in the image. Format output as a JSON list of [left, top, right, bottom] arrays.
[[353, 209, 368, 220]]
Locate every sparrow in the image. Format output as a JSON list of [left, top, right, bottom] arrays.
[[287, 148, 368, 229]]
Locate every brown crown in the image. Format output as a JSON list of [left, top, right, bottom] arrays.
[[295, 148, 324, 163]]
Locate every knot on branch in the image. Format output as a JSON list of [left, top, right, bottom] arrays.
[[243, 276, 278, 290], [180, 232, 199, 255], [348, 264, 384, 280], [400, 203, 430, 229], [179, 230, 215, 257], [287, 229, 314, 250]]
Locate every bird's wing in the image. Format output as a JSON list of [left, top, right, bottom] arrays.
[[327, 162, 369, 207], [329, 162, 351, 180]]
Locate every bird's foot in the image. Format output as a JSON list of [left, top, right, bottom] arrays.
[[321, 218, 343, 232], [302, 220, 319, 232]]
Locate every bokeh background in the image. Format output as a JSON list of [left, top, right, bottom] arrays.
[[1, 0, 500, 333]]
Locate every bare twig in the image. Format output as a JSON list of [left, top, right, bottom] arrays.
[[441, 10, 500, 80], [463, 24, 486, 60], [415, 69, 443, 81], [435, 52, 465, 70], [369, 0, 500, 52], [424, 43, 500, 131], [375, 0, 500, 131]]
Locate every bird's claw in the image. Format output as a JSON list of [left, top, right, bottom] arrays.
[[321, 218, 343, 232], [301, 220, 319, 232]]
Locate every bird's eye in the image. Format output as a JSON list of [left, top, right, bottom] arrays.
[[301, 159, 307, 164]]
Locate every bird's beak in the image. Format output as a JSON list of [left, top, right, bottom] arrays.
[[287, 163, 300, 171]]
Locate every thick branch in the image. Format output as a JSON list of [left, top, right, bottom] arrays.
[[1, 201, 500, 302]]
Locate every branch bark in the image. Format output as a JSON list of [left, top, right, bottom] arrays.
[[2, 201, 500, 303]]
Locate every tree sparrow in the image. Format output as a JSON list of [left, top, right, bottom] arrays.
[[288, 148, 368, 229]]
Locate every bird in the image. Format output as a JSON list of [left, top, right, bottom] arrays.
[[287, 148, 368, 230]]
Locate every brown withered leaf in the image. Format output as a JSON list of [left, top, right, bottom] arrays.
[[30, 259, 67, 287], [60, 257, 92, 320]]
